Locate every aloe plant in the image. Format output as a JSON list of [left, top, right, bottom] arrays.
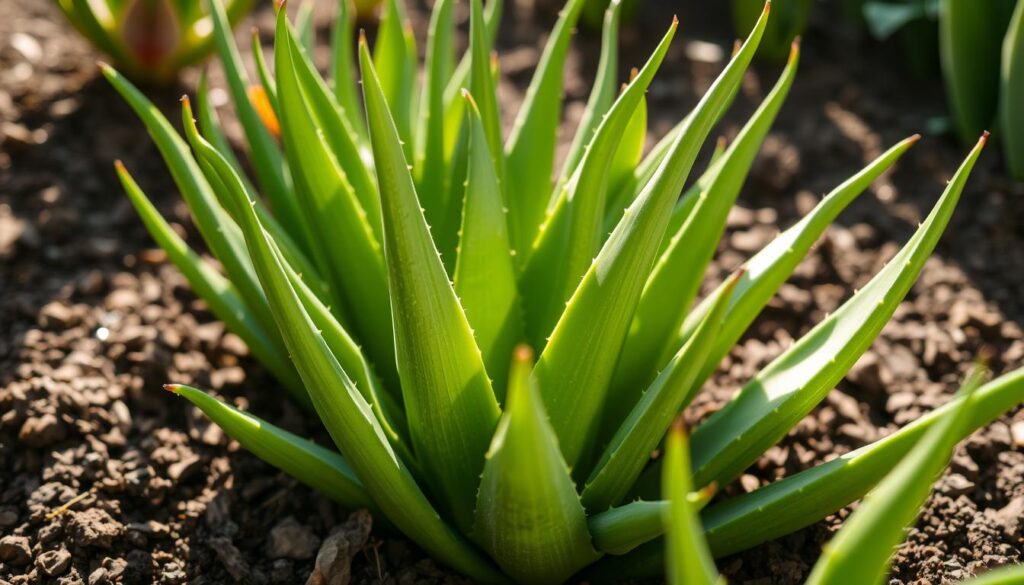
[[53, 0, 255, 82], [106, 0, 1024, 582]]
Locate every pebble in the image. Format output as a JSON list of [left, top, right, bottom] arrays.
[[36, 547, 72, 577], [209, 536, 249, 581], [306, 510, 372, 585], [0, 535, 32, 565], [266, 516, 320, 560]]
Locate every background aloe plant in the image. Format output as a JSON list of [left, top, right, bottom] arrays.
[[52, 0, 256, 82], [105, 0, 1024, 582]]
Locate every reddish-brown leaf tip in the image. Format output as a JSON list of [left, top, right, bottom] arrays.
[[513, 343, 535, 364], [162, 384, 181, 393], [358, 28, 368, 45], [907, 133, 922, 144], [980, 130, 991, 146], [671, 15, 679, 28], [788, 38, 801, 63], [764, 0, 772, 15]]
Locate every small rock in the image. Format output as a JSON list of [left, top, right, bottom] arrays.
[[739, 474, 760, 493], [992, 497, 1024, 538], [167, 455, 203, 482], [0, 535, 32, 565], [68, 508, 124, 548], [19, 413, 66, 447], [1011, 421, 1024, 449], [209, 536, 249, 581], [306, 510, 372, 585], [36, 547, 72, 577], [938, 473, 975, 497], [267, 517, 320, 560]]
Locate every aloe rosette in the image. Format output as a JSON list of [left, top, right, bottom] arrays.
[[54, 0, 254, 82], [106, 0, 1024, 582]]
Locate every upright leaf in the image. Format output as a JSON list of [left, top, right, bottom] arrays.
[[414, 0, 455, 235], [939, 0, 1013, 143], [1001, 0, 1024, 180], [469, 0, 505, 187], [455, 92, 524, 402], [473, 346, 598, 584], [330, 0, 367, 143], [504, 0, 586, 256], [582, 272, 738, 512], [606, 43, 799, 423], [521, 20, 677, 347], [557, 0, 623, 188], [208, 0, 304, 249], [360, 38, 501, 533], [274, 13, 397, 386], [663, 421, 721, 585], [373, 0, 416, 159], [689, 134, 989, 490], [532, 6, 770, 471]]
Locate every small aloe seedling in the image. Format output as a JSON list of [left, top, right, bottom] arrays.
[[53, 0, 254, 82], [107, 0, 1024, 581]]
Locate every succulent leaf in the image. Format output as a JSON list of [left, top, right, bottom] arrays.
[[473, 346, 598, 584], [360, 36, 502, 533], [689, 133, 988, 491], [663, 422, 721, 585]]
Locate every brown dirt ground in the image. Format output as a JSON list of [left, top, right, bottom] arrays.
[[1, 0, 1022, 584]]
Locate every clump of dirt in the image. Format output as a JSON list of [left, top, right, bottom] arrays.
[[2, 0, 1022, 584]]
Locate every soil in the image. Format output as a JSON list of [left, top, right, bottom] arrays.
[[1, 1, 1022, 584]]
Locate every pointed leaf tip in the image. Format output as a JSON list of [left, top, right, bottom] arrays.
[[514, 343, 535, 365], [980, 130, 991, 145], [162, 384, 180, 393]]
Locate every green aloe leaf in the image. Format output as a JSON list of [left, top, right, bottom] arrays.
[[689, 133, 989, 490], [208, 0, 304, 249], [283, 19, 382, 242], [469, 0, 505, 187], [196, 72, 258, 198], [455, 91, 524, 402], [441, 0, 503, 162], [1001, 0, 1024, 180], [414, 0, 455, 238], [607, 43, 799, 423], [532, 5, 769, 472], [668, 135, 920, 393], [504, 0, 586, 257], [805, 367, 986, 585], [58, 0, 132, 64], [294, 0, 316, 55], [473, 346, 598, 584], [663, 421, 721, 585], [360, 37, 502, 534], [579, 367, 1024, 576], [101, 65, 279, 346], [557, 0, 623, 189], [330, 0, 368, 144], [521, 19, 678, 348], [180, 106, 412, 459], [373, 0, 416, 160], [189, 89, 332, 313], [274, 13, 397, 387], [186, 66, 502, 582], [582, 272, 739, 513], [167, 384, 372, 510], [607, 80, 648, 208], [250, 30, 279, 115], [960, 565, 1024, 585], [939, 0, 1014, 144], [113, 161, 302, 401]]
